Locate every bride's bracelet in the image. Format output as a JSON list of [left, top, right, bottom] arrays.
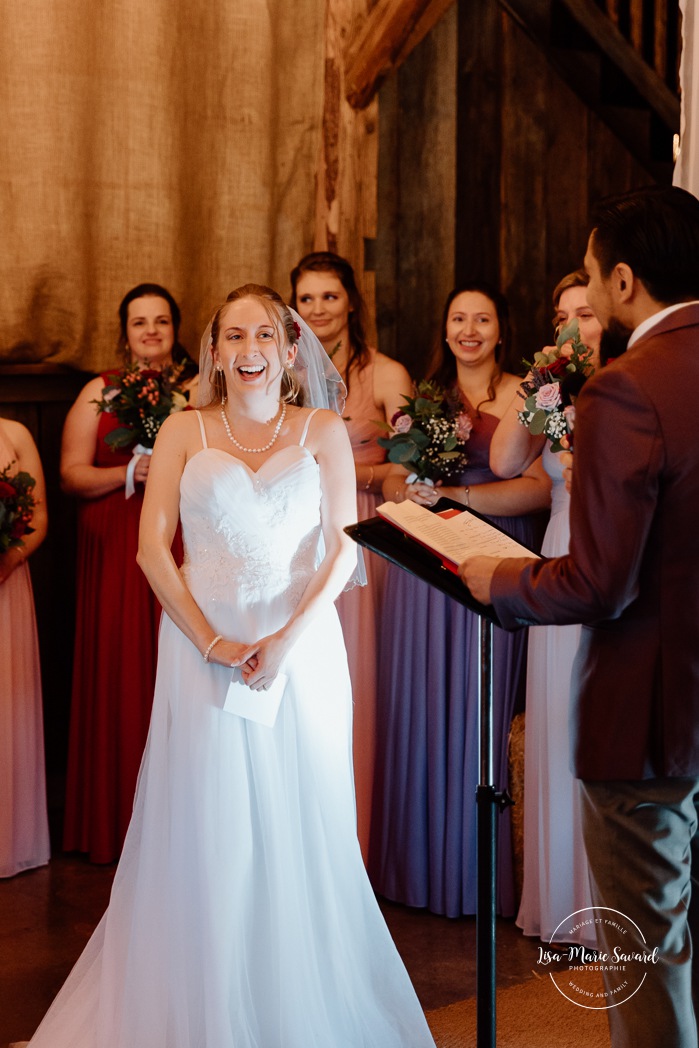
[[202, 634, 223, 662]]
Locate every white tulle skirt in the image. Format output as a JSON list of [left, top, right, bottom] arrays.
[[29, 608, 434, 1047]]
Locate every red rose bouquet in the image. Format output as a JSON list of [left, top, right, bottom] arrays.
[[0, 462, 37, 553], [516, 319, 594, 453], [93, 363, 191, 450], [377, 380, 472, 483]]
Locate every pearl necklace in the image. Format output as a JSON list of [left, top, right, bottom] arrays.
[[220, 403, 287, 454]]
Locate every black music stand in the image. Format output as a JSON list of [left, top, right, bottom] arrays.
[[345, 498, 516, 1048]]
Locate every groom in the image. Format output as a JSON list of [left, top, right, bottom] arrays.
[[460, 185, 699, 1048]]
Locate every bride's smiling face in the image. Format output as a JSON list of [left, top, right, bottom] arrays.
[[213, 297, 296, 396]]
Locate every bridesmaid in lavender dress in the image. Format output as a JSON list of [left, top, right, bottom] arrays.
[[370, 282, 550, 917], [291, 252, 412, 859], [490, 271, 602, 945], [0, 417, 50, 878]]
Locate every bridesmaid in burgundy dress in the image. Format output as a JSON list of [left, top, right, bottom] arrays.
[[0, 417, 50, 877], [291, 252, 412, 860], [371, 282, 550, 916], [61, 284, 196, 863]]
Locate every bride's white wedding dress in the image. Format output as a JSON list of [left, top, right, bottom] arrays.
[[29, 411, 435, 1048]]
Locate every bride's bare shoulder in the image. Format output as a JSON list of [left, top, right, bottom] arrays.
[[156, 407, 205, 449], [293, 405, 341, 430]]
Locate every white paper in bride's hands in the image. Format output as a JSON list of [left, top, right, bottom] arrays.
[[223, 669, 288, 727], [377, 500, 540, 567]]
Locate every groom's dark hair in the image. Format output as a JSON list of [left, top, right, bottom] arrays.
[[591, 186, 699, 304]]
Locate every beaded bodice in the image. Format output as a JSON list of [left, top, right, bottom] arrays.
[[179, 447, 322, 623]]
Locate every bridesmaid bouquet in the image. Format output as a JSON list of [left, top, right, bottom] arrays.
[[0, 462, 36, 553], [93, 364, 191, 450], [377, 380, 472, 483], [516, 320, 594, 453]]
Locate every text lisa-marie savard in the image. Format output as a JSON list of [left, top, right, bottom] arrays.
[[537, 944, 659, 970]]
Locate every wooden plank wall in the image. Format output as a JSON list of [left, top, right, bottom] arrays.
[[375, 3, 457, 375], [376, 0, 655, 378], [496, 6, 656, 365]]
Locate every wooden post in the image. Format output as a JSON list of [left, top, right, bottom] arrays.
[[313, 0, 378, 336], [314, 0, 456, 341]]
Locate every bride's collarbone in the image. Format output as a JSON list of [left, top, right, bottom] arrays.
[[192, 404, 318, 471]]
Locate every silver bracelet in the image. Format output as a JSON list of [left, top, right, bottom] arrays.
[[203, 634, 223, 662], [463, 486, 471, 507]]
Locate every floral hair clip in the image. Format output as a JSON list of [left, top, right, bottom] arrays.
[[292, 321, 301, 342]]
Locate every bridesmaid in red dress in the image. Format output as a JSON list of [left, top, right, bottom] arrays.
[[61, 284, 197, 863], [0, 417, 50, 877], [290, 252, 413, 860]]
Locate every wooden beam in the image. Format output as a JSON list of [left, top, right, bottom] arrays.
[[559, 0, 679, 129], [344, 0, 454, 110]]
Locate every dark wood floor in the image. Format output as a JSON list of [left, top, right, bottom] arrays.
[[0, 849, 542, 1047]]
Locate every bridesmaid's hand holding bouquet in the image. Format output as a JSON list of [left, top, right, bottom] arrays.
[[377, 380, 472, 484]]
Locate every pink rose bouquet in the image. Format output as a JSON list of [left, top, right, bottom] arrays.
[[377, 380, 472, 482], [516, 319, 594, 453]]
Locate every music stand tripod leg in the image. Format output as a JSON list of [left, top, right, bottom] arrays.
[[476, 617, 513, 1048]]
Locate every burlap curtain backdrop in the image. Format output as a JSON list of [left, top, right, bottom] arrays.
[[0, 0, 325, 371]]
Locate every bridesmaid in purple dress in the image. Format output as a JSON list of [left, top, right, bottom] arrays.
[[370, 282, 550, 916], [291, 252, 413, 860]]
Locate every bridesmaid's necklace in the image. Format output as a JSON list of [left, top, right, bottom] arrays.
[[220, 403, 287, 454]]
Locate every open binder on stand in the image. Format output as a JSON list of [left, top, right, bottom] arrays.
[[345, 497, 540, 1048]]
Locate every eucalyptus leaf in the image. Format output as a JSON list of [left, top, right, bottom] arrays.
[[409, 429, 430, 448], [104, 427, 137, 449], [414, 398, 439, 415], [529, 409, 548, 436], [390, 445, 420, 465], [556, 318, 580, 349]]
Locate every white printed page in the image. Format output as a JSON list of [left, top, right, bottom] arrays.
[[377, 501, 539, 566]]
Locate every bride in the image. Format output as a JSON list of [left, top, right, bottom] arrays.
[[27, 284, 435, 1048]]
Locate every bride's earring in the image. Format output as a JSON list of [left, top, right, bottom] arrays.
[[214, 362, 226, 404]]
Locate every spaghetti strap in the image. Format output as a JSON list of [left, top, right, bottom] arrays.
[[299, 408, 320, 448], [194, 410, 208, 450]]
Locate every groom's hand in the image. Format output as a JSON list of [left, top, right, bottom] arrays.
[[458, 556, 501, 604]]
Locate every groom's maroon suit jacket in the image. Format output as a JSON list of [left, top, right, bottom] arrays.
[[490, 303, 699, 780]]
